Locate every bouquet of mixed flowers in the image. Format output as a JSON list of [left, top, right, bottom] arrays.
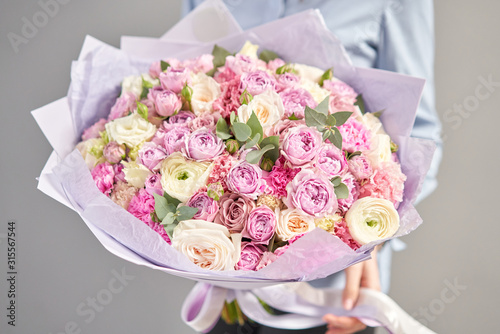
[[33, 1, 436, 333]]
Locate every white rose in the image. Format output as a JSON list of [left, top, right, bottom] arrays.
[[365, 134, 392, 168], [160, 152, 212, 202], [121, 75, 143, 98], [172, 220, 241, 271], [314, 214, 343, 232], [345, 197, 400, 245], [276, 208, 315, 241], [142, 73, 160, 87], [76, 138, 105, 169], [105, 113, 157, 148], [361, 113, 387, 135], [300, 79, 330, 104], [292, 64, 325, 83], [190, 72, 221, 115], [122, 161, 153, 188], [238, 41, 259, 59], [237, 90, 284, 135]]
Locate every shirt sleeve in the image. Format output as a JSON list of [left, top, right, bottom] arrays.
[[377, 0, 442, 203]]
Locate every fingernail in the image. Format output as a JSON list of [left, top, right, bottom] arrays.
[[343, 299, 354, 310]]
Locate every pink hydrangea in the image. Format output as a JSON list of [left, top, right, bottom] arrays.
[[212, 77, 241, 119], [334, 219, 361, 251], [359, 160, 406, 206], [264, 159, 300, 198], [91, 162, 115, 196], [337, 116, 371, 153], [82, 118, 107, 141]]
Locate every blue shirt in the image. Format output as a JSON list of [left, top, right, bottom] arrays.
[[182, 0, 442, 291]]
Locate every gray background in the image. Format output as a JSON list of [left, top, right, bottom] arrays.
[[0, 0, 498, 333]]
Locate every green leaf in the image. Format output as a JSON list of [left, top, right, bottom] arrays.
[[259, 49, 279, 63], [232, 122, 252, 142], [245, 144, 274, 164], [332, 111, 352, 126], [322, 130, 330, 142], [160, 60, 170, 72], [354, 94, 366, 114], [245, 133, 261, 149], [319, 68, 333, 87], [331, 176, 342, 187], [276, 63, 296, 75], [161, 212, 176, 226], [246, 112, 263, 144], [181, 83, 193, 102], [260, 136, 280, 162], [267, 234, 276, 252], [326, 114, 337, 127], [163, 223, 177, 239], [372, 109, 384, 118], [230, 111, 237, 125], [177, 206, 199, 221], [140, 76, 153, 99], [212, 44, 232, 68], [288, 113, 300, 121], [316, 96, 330, 116], [136, 101, 148, 121], [346, 151, 362, 160], [334, 182, 349, 199], [164, 192, 181, 207], [328, 128, 343, 150], [153, 193, 170, 220], [216, 117, 232, 140], [305, 106, 327, 128]]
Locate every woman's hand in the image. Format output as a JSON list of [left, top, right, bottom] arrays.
[[323, 247, 381, 334]]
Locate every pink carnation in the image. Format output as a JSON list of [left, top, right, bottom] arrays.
[[212, 77, 241, 119], [206, 153, 237, 192], [110, 181, 137, 210], [334, 219, 361, 251], [82, 118, 107, 141], [264, 160, 300, 198], [91, 162, 115, 196], [337, 116, 371, 153], [224, 54, 258, 76], [359, 160, 406, 205]]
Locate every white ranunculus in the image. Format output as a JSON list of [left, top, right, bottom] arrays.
[[190, 72, 221, 115], [365, 134, 392, 168], [276, 208, 315, 241], [237, 90, 284, 135], [160, 152, 212, 202], [105, 113, 157, 148], [292, 64, 325, 83], [121, 75, 143, 98], [76, 138, 105, 169], [238, 41, 259, 59], [300, 79, 330, 104], [345, 197, 400, 245], [122, 161, 153, 188], [172, 220, 241, 271]]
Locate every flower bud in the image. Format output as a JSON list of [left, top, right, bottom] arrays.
[[225, 139, 239, 154], [260, 157, 274, 172]]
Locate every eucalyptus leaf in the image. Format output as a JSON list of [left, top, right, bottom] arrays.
[[212, 45, 232, 68], [245, 133, 261, 149], [230, 111, 237, 125], [328, 129, 343, 151], [153, 193, 170, 220], [216, 117, 232, 140], [164, 192, 181, 207], [332, 111, 352, 126], [322, 130, 330, 142], [316, 96, 330, 116], [136, 101, 148, 122], [334, 182, 349, 199], [177, 206, 199, 221], [259, 49, 279, 63], [160, 60, 170, 72], [246, 112, 263, 143], [260, 136, 280, 162], [245, 144, 274, 164], [164, 223, 177, 239], [354, 94, 366, 114], [331, 176, 342, 187], [232, 122, 252, 142], [305, 107, 327, 128], [161, 212, 176, 226], [326, 114, 337, 127]]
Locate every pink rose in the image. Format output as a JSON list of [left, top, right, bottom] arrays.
[[276, 72, 300, 92], [337, 116, 371, 153], [103, 141, 125, 164], [235, 242, 267, 271], [160, 67, 190, 94], [188, 112, 219, 131], [239, 70, 277, 95], [138, 142, 167, 171], [224, 54, 258, 76], [256, 252, 278, 270], [270, 119, 305, 142], [281, 126, 323, 167], [91, 162, 115, 196], [162, 124, 191, 155], [267, 58, 286, 72], [168, 111, 196, 125], [185, 192, 219, 222], [149, 61, 162, 79], [337, 173, 359, 213], [144, 173, 163, 196], [279, 87, 317, 118], [226, 161, 266, 199], [243, 206, 276, 245], [323, 80, 358, 113], [153, 89, 182, 117], [109, 92, 136, 120], [182, 54, 214, 73], [82, 118, 107, 141], [113, 163, 126, 183], [348, 155, 373, 180], [314, 144, 348, 178], [214, 193, 255, 233], [284, 169, 338, 217], [185, 128, 224, 161]]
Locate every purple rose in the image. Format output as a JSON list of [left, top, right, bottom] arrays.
[[113, 163, 126, 182], [184, 128, 224, 161], [103, 141, 125, 164], [276, 72, 300, 92], [226, 161, 265, 199], [162, 124, 191, 155], [243, 206, 276, 244], [168, 111, 196, 124], [160, 67, 190, 94], [214, 193, 256, 233], [109, 92, 136, 120], [145, 173, 163, 196], [281, 126, 323, 167], [284, 169, 338, 217], [186, 192, 219, 222], [279, 87, 317, 119], [138, 142, 167, 171], [314, 144, 348, 178], [153, 89, 182, 117], [239, 70, 277, 95], [267, 58, 286, 72], [347, 155, 373, 180], [235, 242, 267, 271]]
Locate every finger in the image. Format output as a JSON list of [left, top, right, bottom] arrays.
[[343, 262, 363, 310], [360, 256, 381, 291]]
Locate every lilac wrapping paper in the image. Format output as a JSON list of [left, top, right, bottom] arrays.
[[33, 1, 436, 331]]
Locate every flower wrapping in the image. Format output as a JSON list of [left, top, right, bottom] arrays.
[[33, 1, 436, 332]]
